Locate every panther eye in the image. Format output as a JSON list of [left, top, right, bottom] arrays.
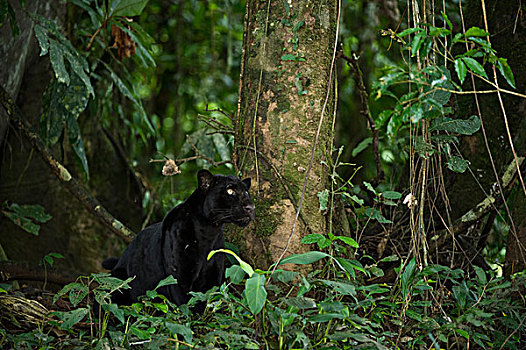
[[227, 188, 236, 196]]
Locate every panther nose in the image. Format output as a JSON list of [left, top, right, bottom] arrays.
[[244, 204, 255, 219]]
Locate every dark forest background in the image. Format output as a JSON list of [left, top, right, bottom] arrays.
[[1, 0, 525, 348]]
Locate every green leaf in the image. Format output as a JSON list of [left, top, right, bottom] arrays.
[[245, 274, 267, 315], [454, 58, 467, 84], [103, 303, 125, 324], [461, 57, 488, 79], [225, 265, 246, 284], [155, 275, 178, 290], [130, 326, 151, 340], [165, 322, 193, 343], [398, 27, 422, 37], [333, 257, 364, 278], [442, 12, 453, 31], [109, 0, 149, 17], [464, 26, 489, 37], [411, 32, 425, 57], [300, 234, 331, 249], [4, 203, 51, 223], [282, 296, 317, 309], [308, 313, 346, 323], [70, 0, 102, 27], [112, 20, 156, 68], [497, 57, 516, 88], [351, 137, 372, 157], [400, 258, 416, 299], [447, 155, 469, 173], [321, 280, 356, 296], [53, 308, 88, 330], [335, 236, 359, 248], [34, 25, 49, 55], [278, 251, 331, 266], [430, 115, 481, 135], [2, 203, 51, 235], [364, 208, 392, 224], [63, 49, 94, 97], [473, 265, 487, 285], [301, 233, 325, 244], [317, 189, 329, 211], [363, 181, 377, 195], [49, 39, 69, 85], [43, 255, 53, 266], [453, 282, 469, 310], [381, 191, 402, 200]]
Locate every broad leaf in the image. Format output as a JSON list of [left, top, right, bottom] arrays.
[[464, 26, 489, 37], [308, 313, 346, 323], [335, 236, 359, 248], [155, 275, 178, 289], [381, 191, 402, 200], [461, 57, 488, 79], [165, 322, 193, 343], [225, 265, 246, 284], [245, 274, 267, 315], [109, 0, 149, 17], [351, 137, 372, 157], [53, 308, 88, 330], [321, 280, 356, 296], [49, 39, 69, 85], [282, 296, 317, 309], [454, 58, 467, 84], [497, 57, 516, 88], [447, 156, 469, 173], [430, 115, 480, 135], [103, 303, 125, 324], [2, 202, 51, 235], [278, 251, 331, 266], [400, 258, 416, 299]]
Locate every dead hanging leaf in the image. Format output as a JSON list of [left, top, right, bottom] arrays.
[[162, 159, 181, 176], [111, 22, 136, 60]]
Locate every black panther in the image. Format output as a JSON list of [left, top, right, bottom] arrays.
[[102, 169, 254, 309]]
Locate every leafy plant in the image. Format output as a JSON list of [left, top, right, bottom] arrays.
[[1, 202, 51, 235]]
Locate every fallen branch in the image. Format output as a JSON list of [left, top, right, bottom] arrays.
[[0, 84, 134, 243]]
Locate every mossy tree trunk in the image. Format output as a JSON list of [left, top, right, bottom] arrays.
[[232, 0, 337, 267]]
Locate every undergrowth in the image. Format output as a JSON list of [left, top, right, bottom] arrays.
[[1, 248, 525, 349]]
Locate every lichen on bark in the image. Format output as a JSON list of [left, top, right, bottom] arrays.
[[232, 0, 337, 268]]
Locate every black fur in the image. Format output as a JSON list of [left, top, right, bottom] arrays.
[[103, 170, 254, 309]]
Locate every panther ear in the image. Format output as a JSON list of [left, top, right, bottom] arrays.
[[198, 169, 214, 191], [242, 177, 251, 190]]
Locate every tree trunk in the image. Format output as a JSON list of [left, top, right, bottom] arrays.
[[453, 0, 526, 273], [232, 0, 337, 267]]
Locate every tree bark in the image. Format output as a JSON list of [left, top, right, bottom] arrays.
[[455, 0, 526, 273], [232, 0, 337, 267]]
